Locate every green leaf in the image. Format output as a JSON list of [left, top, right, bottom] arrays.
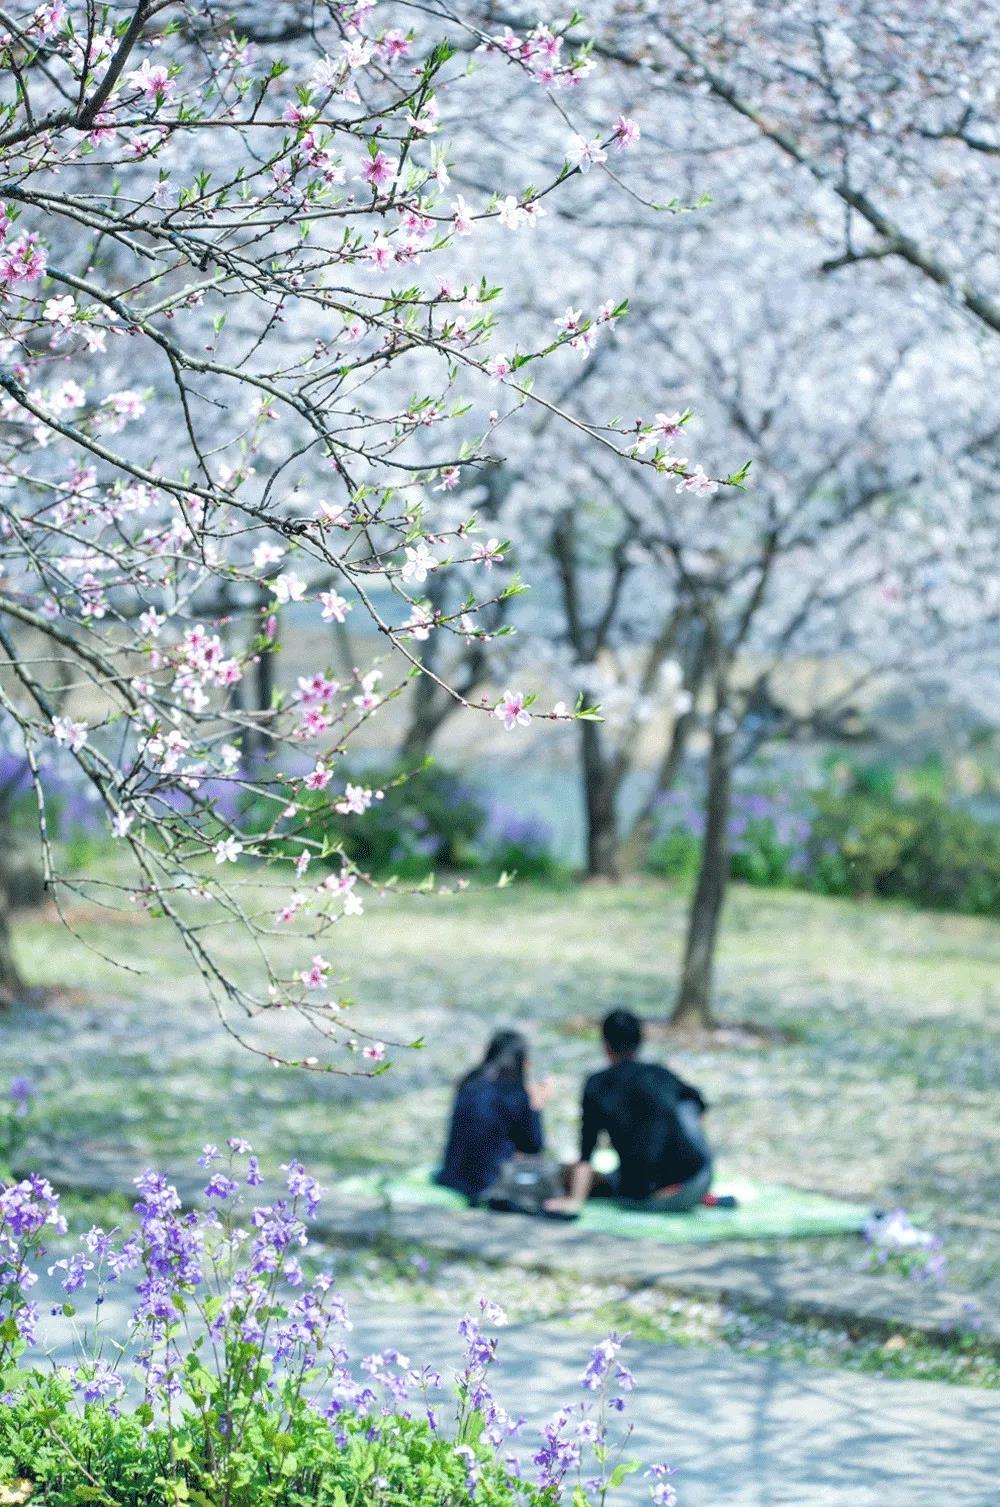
[[608, 1459, 640, 1488]]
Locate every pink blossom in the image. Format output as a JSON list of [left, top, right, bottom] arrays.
[[139, 608, 164, 637], [352, 669, 383, 713], [298, 672, 339, 706], [42, 293, 76, 333], [675, 465, 718, 497], [31, 2, 64, 38], [253, 541, 285, 570], [300, 954, 331, 989], [451, 195, 474, 235], [486, 354, 513, 381], [297, 708, 331, 739], [407, 98, 440, 135], [52, 715, 87, 751], [305, 763, 333, 791], [48, 380, 85, 413], [334, 783, 374, 815], [318, 499, 350, 525], [363, 233, 395, 270], [105, 389, 146, 422], [494, 690, 531, 732], [400, 542, 437, 584], [612, 115, 641, 151], [638, 411, 686, 452], [496, 196, 528, 231], [554, 307, 582, 333], [126, 60, 174, 103], [320, 589, 351, 623], [362, 1042, 386, 1062], [473, 538, 504, 568], [402, 604, 434, 640], [361, 151, 397, 189], [434, 466, 460, 492], [309, 55, 343, 92], [275, 894, 305, 924], [342, 37, 373, 70], [270, 571, 306, 604], [568, 134, 608, 173], [0, 233, 47, 286], [377, 29, 411, 63]]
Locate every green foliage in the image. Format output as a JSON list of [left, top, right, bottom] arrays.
[[241, 763, 568, 884], [0, 1377, 541, 1507], [243, 763, 488, 879], [646, 826, 702, 880], [729, 820, 800, 888], [809, 793, 1000, 916], [478, 837, 571, 886]]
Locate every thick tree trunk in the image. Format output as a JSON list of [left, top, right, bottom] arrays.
[[672, 717, 733, 1027], [581, 720, 621, 880], [399, 668, 450, 763], [242, 640, 275, 771]]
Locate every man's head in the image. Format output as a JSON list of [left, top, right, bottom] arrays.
[[601, 1009, 643, 1061]]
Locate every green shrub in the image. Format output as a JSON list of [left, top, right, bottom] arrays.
[[646, 826, 702, 879], [241, 764, 567, 884], [729, 818, 801, 888], [809, 794, 1000, 916], [0, 1377, 537, 1507]]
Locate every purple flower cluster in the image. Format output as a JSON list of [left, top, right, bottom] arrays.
[[0, 1172, 66, 1361], [1, 1144, 676, 1505], [8, 1077, 35, 1118]]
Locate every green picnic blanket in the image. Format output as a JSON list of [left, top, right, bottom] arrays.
[[339, 1164, 869, 1244]]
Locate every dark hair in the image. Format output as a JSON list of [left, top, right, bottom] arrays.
[[602, 1009, 643, 1056], [460, 1029, 529, 1090]]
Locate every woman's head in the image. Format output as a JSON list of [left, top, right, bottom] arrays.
[[465, 1028, 529, 1087]]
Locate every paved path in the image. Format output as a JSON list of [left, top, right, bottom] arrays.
[[38, 1148, 1000, 1346], [352, 1309, 1000, 1507], [30, 1275, 1000, 1506]]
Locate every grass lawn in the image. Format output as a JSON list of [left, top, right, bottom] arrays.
[[3, 878, 999, 1306]]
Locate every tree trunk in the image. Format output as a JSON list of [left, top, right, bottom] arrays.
[[0, 887, 26, 1005], [623, 618, 709, 866], [623, 701, 697, 864], [581, 719, 621, 880], [399, 664, 449, 763], [672, 715, 733, 1027], [242, 639, 275, 771]]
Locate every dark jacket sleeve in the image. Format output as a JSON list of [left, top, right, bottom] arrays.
[[580, 1076, 603, 1162], [666, 1067, 707, 1113], [508, 1086, 544, 1154]]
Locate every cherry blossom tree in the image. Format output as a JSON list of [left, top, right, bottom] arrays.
[[0, 2, 729, 1046], [494, 0, 999, 334], [410, 11, 999, 1022]]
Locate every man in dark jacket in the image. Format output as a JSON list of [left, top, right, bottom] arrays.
[[546, 1009, 713, 1215]]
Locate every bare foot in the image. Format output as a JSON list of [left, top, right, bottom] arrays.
[[543, 1196, 583, 1215]]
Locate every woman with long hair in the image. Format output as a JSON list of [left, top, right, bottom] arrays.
[[435, 1029, 553, 1204]]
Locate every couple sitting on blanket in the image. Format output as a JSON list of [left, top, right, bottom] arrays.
[[435, 1009, 714, 1218]]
